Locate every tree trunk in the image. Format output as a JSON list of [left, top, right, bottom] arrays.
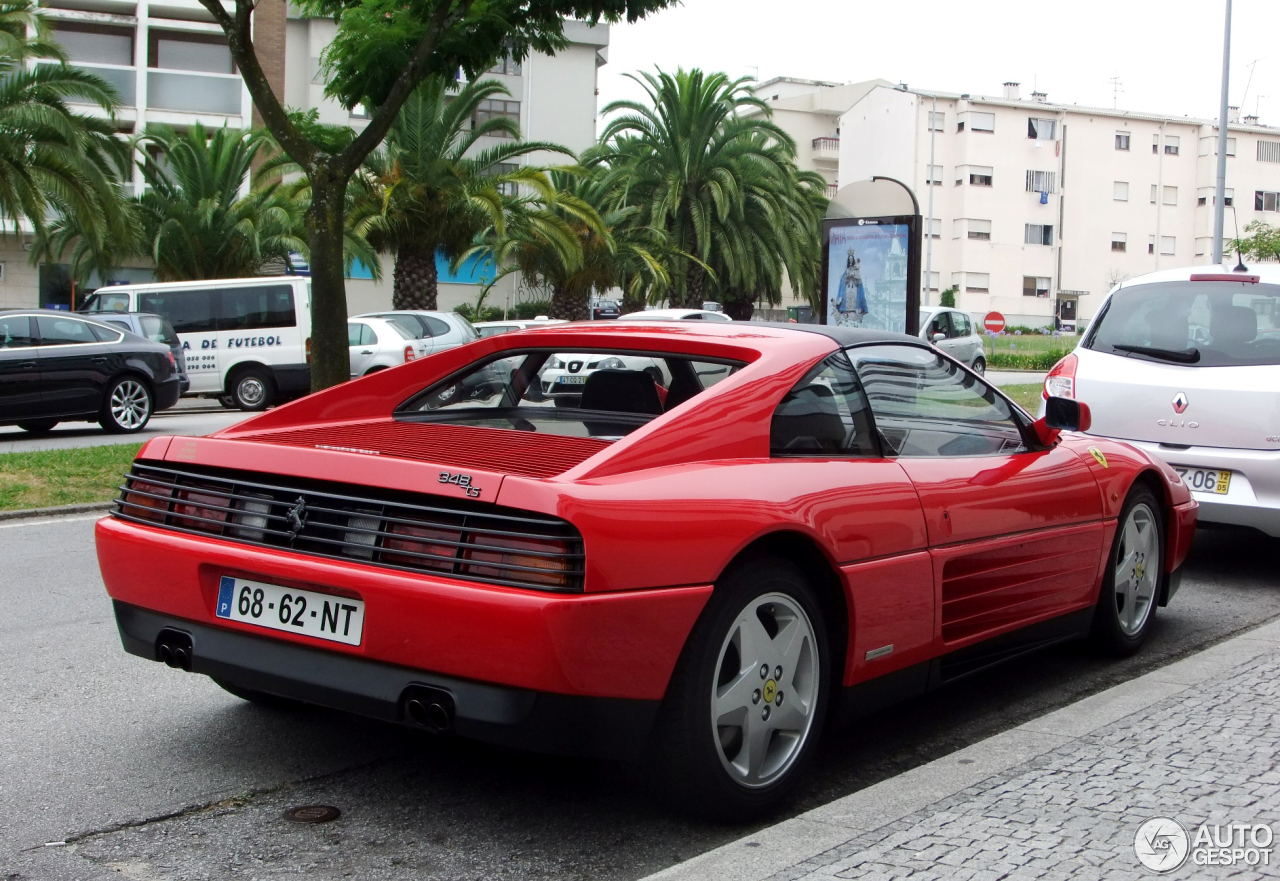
[[721, 288, 755, 321], [306, 172, 351, 392], [549, 284, 588, 321], [620, 288, 646, 316], [393, 246, 438, 311], [681, 262, 706, 309]]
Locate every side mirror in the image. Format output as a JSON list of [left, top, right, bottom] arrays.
[[1031, 397, 1092, 445], [931, 332, 946, 342]]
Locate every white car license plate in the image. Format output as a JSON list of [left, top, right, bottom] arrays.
[[1172, 466, 1232, 495], [215, 576, 365, 646], [559, 375, 587, 385]]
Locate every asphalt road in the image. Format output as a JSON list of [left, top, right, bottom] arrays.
[[0, 406, 254, 453], [1, 515, 1277, 881]]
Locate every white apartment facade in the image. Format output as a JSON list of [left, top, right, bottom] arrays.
[[764, 79, 1280, 328], [2, 4, 607, 316]]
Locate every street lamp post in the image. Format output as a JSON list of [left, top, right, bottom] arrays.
[[1212, 0, 1233, 264]]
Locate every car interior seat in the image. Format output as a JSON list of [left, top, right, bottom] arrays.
[[1210, 304, 1258, 347], [770, 385, 846, 453], [580, 369, 664, 436]]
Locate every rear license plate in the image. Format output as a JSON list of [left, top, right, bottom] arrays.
[[215, 576, 364, 646], [1172, 466, 1232, 495], [559, 375, 587, 385]]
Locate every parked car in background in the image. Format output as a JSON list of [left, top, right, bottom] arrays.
[[617, 308, 733, 322], [0, 310, 181, 433], [472, 318, 567, 338], [94, 312, 189, 394], [347, 316, 431, 378], [354, 311, 477, 354], [591, 299, 620, 320], [1044, 264, 1280, 537], [919, 307, 985, 374], [79, 277, 312, 411]]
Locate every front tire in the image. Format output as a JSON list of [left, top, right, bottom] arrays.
[[99, 377, 153, 433], [1091, 485, 1164, 656], [647, 557, 830, 820], [230, 368, 274, 411]]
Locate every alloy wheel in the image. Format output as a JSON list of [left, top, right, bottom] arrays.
[[110, 380, 151, 430], [711, 592, 820, 788], [1114, 502, 1159, 636]]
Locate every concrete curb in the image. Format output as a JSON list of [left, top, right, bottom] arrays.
[[0, 502, 113, 522], [643, 617, 1280, 881]]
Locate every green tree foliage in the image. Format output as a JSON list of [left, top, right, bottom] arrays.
[[193, 0, 677, 392], [939, 286, 958, 307], [0, 0, 130, 261], [350, 76, 571, 311], [597, 69, 826, 315], [1232, 220, 1280, 264], [136, 124, 306, 281]]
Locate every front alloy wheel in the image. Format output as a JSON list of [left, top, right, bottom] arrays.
[[101, 378, 152, 433], [1091, 485, 1164, 655]]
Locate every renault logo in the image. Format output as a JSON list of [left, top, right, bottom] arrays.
[[1172, 392, 1189, 414]]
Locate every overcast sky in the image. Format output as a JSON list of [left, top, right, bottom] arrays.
[[599, 0, 1280, 127]]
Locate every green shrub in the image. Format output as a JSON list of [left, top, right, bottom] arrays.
[[454, 303, 503, 323], [511, 300, 552, 320], [939, 286, 957, 308], [987, 350, 1070, 370]]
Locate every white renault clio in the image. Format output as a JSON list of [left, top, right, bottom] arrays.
[[1045, 264, 1280, 536]]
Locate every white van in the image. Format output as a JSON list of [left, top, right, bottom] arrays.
[[80, 277, 311, 410]]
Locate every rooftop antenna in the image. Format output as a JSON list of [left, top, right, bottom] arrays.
[[1108, 75, 1124, 109], [1229, 204, 1248, 272], [1239, 57, 1262, 111]]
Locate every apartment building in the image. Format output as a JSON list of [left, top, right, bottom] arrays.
[[2, 3, 608, 315], [762, 79, 1280, 328]]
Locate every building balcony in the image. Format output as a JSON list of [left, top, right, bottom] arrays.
[[147, 68, 242, 115], [40, 61, 136, 105], [811, 136, 839, 165]]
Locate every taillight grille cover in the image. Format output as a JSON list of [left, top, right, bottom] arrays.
[[113, 463, 585, 592]]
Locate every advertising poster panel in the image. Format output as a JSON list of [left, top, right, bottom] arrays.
[[823, 216, 919, 335]]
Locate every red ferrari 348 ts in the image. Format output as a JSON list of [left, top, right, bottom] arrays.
[[97, 323, 1196, 818]]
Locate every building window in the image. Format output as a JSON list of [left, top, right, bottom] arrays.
[[1258, 140, 1280, 163], [1150, 184, 1157, 204], [1148, 235, 1156, 254], [1200, 136, 1237, 156], [1164, 135, 1180, 155], [1257, 190, 1280, 212], [51, 24, 134, 66], [957, 165, 993, 186], [1195, 237, 1211, 257], [965, 273, 990, 293], [1160, 236, 1176, 256], [1198, 187, 1235, 207], [487, 162, 521, 196], [926, 164, 942, 185], [1022, 276, 1050, 298], [925, 217, 941, 239], [958, 111, 995, 133], [926, 271, 939, 291], [1025, 170, 1056, 194], [349, 103, 370, 119], [1115, 132, 1131, 151], [1111, 233, 1127, 252], [928, 111, 945, 131], [1163, 186, 1178, 206], [967, 219, 992, 241], [473, 99, 520, 136], [1027, 117, 1056, 140], [1024, 224, 1054, 246], [1152, 134, 1160, 154], [951, 272, 964, 289], [1114, 181, 1129, 201], [149, 31, 234, 73], [488, 51, 522, 76]]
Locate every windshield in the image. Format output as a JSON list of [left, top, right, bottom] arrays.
[[1087, 280, 1280, 367], [398, 349, 742, 440]]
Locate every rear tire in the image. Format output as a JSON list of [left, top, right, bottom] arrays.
[[99, 377, 152, 433], [646, 556, 830, 821], [230, 368, 274, 411], [16, 419, 58, 434], [1091, 485, 1164, 656], [972, 356, 986, 376]]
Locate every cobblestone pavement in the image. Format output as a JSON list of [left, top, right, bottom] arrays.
[[772, 652, 1280, 880]]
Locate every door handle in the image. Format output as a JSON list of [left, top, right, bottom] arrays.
[[15, 361, 36, 370], [360, 349, 373, 354]]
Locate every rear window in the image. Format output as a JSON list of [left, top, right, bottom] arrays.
[[82, 291, 131, 313], [397, 349, 743, 440], [140, 315, 179, 346], [1087, 280, 1280, 367]]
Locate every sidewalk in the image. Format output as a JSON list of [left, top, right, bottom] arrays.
[[647, 619, 1280, 881]]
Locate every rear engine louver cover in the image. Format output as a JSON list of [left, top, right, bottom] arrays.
[[237, 420, 608, 479]]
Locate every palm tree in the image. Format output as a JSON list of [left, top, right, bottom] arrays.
[[0, 0, 130, 254], [598, 68, 826, 310], [469, 167, 674, 320], [349, 75, 573, 310], [137, 124, 307, 281]]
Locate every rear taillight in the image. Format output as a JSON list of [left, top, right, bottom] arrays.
[[305, 337, 312, 364], [1044, 353, 1078, 400], [166, 350, 177, 369], [122, 479, 172, 523], [383, 521, 460, 572], [463, 535, 572, 589], [172, 484, 231, 533], [404, 345, 415, 362]]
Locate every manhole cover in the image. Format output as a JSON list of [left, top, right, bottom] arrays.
[[283, 804, 341, 824]]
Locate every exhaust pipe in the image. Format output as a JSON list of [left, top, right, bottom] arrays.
[[155, 629, 194, 672], [400, 685, 455, 733]]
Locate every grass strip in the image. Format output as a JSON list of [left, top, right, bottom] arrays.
[[0, 443, 141, 512]]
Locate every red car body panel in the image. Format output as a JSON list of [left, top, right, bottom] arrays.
[[96, 322, 1198, 752]]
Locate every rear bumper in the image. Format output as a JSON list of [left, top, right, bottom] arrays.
[[154, 375, 182, 411], [114, 601, 658, 760], [1131, 441, 1280, 537], [270, 363, 311, 394]]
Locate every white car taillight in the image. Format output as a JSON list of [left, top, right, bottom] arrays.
[[1044, 353, 1078, 400], [404, 345, 415, 362]]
